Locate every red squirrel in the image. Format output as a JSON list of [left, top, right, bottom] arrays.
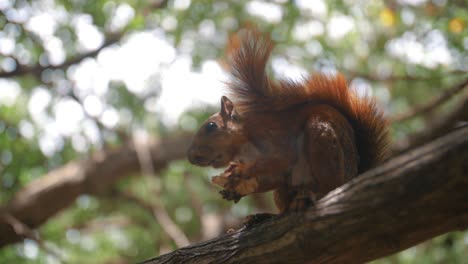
[[187, 28, 389, 213]]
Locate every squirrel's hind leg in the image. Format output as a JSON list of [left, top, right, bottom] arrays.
[[288, 113, 348, 211]]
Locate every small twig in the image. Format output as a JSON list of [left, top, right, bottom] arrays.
[[0, 212, 67, 262], [183, 172, 226, 241], [133, 132, 190, 248], [112, 189, 190, 248], [0, 212, 37, 239], [391, 77, 468, 122], [150, 200, 190, 248]]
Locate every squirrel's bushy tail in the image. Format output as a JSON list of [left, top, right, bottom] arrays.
[[225, 28, 389, 172], [303, 75, 390, 172], [224, 27, 275, 114]]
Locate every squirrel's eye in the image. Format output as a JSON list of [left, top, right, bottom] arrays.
[[205, 122, 218, 133]]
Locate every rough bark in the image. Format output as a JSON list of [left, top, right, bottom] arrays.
[[141, 126, 468, 264], [0, 133, 193, 247]]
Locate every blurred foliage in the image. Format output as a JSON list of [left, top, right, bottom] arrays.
[[0, 0, 467, 263]]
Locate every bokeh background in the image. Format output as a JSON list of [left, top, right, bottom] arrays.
[[0, 0, 467, 263]]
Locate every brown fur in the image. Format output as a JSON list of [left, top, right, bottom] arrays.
[[225, 28, 389, 172]]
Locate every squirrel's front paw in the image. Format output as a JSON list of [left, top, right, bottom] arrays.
[[211, 162, 259, 199], [219, 189, 242, 203]]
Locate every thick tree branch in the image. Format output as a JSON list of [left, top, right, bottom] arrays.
[[142, 126, 468, 264], [0, 133, 194, 248]]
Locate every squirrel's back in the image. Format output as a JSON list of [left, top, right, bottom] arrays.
[[225, 28, 389, 173]]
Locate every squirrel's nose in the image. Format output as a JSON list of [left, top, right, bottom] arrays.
[[191, 155, 204, 165], [187, 147, 204, 165]]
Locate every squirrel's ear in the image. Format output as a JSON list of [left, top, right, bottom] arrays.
[[220, 96, 235, 118]]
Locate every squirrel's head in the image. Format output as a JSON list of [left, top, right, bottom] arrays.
[[188, 96, 246, 168]]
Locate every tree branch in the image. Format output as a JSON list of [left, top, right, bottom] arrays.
[[0, 32, 123, 79], [392, 93, 468, 154], [0, 212, 66, 262], [0, 0, 170, 80], [391, 77, 468, 122], [0, 133, 194, 248], [141, 126, 468, 264], [344, 69, 466, 83]]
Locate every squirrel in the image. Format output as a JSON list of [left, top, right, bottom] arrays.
[[187, 28, 389, 213]]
